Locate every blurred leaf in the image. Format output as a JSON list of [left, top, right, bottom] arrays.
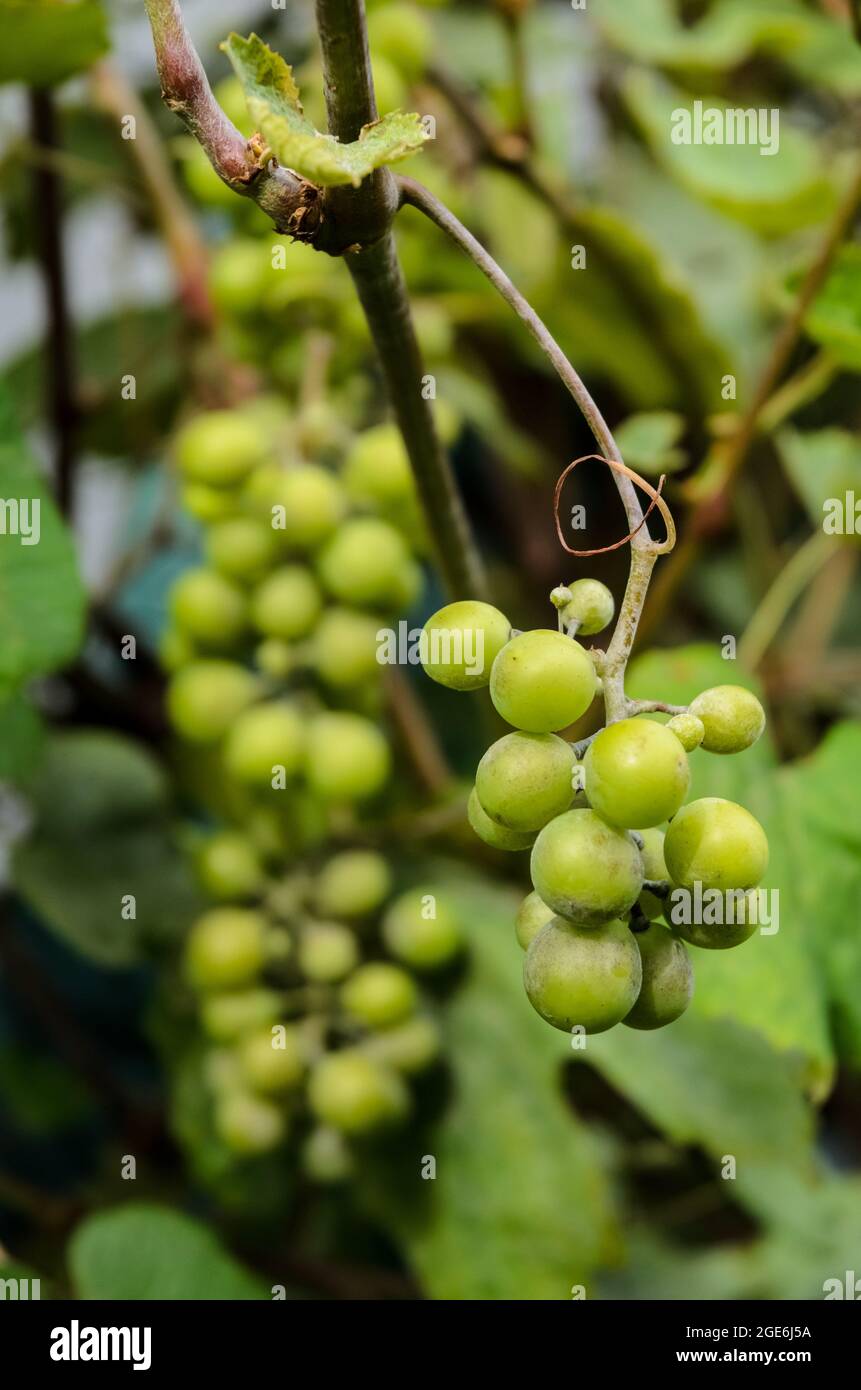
[[0, 0, 108, 87], [614, 411, 687, 475], [360, 874, 616, 1300], [0, 1046, 94, 1133], [0, 386, 86, 690], [69, 1204, 267, 1299], [223, 32, 427, 189], [595, 0, 810, 71], [0, 691, 44, 782], [777, 427, 861, 528], [13, 731, 203, 967], [789, 245, 861, 372], [623, 71, 834, 235]]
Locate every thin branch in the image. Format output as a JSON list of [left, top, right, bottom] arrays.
[[738, 531, 836, 670], [626, 699, 688, 717], [384, 667, 454, 797]]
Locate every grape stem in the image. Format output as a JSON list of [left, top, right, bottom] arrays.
[[626, 700, 688, 717]]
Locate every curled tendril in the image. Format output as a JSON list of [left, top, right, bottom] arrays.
[[553, 454, 676, 557]]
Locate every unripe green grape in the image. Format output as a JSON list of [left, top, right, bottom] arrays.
[[237, 1024, 305, 1093], [637, 827, 668, 920], [308, 1049, 408, 1134], [204, 1046, 244, 1094], [254, 637, 295, 680], [206, 517, 278, 584], [209, 239, 272, 316], [197, 829, 264, 901], [185, 908, 268, 991], [623, 922, 693, 1030], [340, 962, 418, 1028], [315, 850, 393, 919], [175, 409, 269, 488], [298, 922, 360, 983], [490, 629, 596, 732], [200, 988, 282, 1043], [475, 731, 574, 833], [343, 423, 416, 512], [223, 701, 304, 784], [317, 517, 416, 610], [268, 464, 348, 552], [524, 916, 642, 1034], [367, 4, 433, 81], [181, 483, 238, 524], [167, 660, 259, 743], [559, 578, 615, 636], [360, 1014, 441, 1075], [392, 557, 423, 611], [213, 75, 254, 135], [297, 399, 346, 455], [689, 685, 766, 755], [584, 718, 690, 829], [251, 565, 323, 640], [370, 53, 408, 113], [302, 1124, 353, 1183], [664, 797, 769, 894], [666, 712, 705, 752], [514, 890, 555, 951], [530, 809, 643, 926], [310, 607, 381, 689], [667, 894, 758, 951], [421, 600, 511, 691], [305, 711, 391, 802], [214, 1090, 286, 1155], [382, 888, 463, 970], [158, 625, 196, 673], [170, 568, 248, 649], [179, 138, 237, 209], [467, 786, 534, 851]]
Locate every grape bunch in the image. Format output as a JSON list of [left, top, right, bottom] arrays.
[[159, 401, 463, 1175], [420, 584, 769, 1037]]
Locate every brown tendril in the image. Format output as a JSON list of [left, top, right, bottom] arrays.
[[553, 454, 676, 557]]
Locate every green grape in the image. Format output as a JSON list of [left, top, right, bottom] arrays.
[[302, 1124, 353, 1183], [382, 888, 463, 970], [237, 1025, 305, 1093], [200, 988, 282, 1042], [523, 916, 642, 1034], [267, 464, 348, 551], [179, 138, 237, 209], [514, 890, 555, 951], [559, 578, 615, 636], [360, 1014, 441, 1074], [666, 893, 758, 950], [213, 75, 254, 135], [689, 685, 766, 755], [666, 712, 705, 752], [421, 600, 511, 691], [412, 299, 453, 361], [170, 568, 248, 649], [664, 798, 769, 894], [214, 1090, 286, 1155], [185, 908, 268, 991], [310, 607, 381, 689], [315, 850, 392, 918], [584, 718, 690, 829], [530, 809, 644, 926], [490, 629, 596, 732], [175, 410, 269, 488], [298, 922, 360, 983], [343, 423, 416, 511], [251, 565, 323, 640], [370, 53, 408, 113], [623, 922, 693, 1030], [209, 239, 272, 316], [317, 517, 416, 610], [223, 701, 304, 784], [181, 483, 238, 523], [204, 1046, 244, 1094], [254, 637, 295, 680], [158, 625, 196, 673], [197, 829, 264, 901], [308, 1049, 408, 1134], [340, 962, 418, 1028], [637, 827, 669, 920], [167, 660, 259, 743], [467, 786, 535, 851], [367, 4, 433, 80], [305, 711, 391, 801], [206, 518, 278, 584], [474, 731, 574, 832]]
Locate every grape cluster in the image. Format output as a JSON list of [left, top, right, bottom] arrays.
[[421, 584, 769, 1037], [161, 402, 463, 1175]]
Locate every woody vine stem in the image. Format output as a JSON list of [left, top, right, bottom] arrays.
[[142, 0, 676, 725]]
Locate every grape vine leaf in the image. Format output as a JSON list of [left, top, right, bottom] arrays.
[[358, 873, 616, 1300], [613, 411, 687, 476], [0, 385, 86, 690], [777, 427, 861, 530], [594, 0, 810, 71], [0, 0, 108, 87], [787, 244, 861, 372], [222, 33, 428, 189], [69, 1204, 267, 1299]]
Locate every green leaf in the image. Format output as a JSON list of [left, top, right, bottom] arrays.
[[0, 0, 108, 87], [0, 386, 86, 689], [0, 691, 43, 781], [594, 0, 811, 72], [0, 1046, 94, 1134], [223, 33, 428, 188], [614, 411, 687, 475], [13, 731, 203, 967], [622, 70, 834, 235], [69, 1204, 268, 1299], [359, 874, 616, 1300], [777, 427, 861, 529], [789, 244, 861, 371]]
